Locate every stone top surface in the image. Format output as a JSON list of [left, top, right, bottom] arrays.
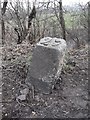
[[37, 37, 67, 51]]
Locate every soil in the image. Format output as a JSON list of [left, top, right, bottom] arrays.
[[1, 41, 89, 118]]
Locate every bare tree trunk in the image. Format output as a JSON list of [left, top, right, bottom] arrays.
[[88, 2, 90, 43], [52, 20, 56, 37], [88, 2, 90, 116], [59, 0, 66, 40], [27, 5, 36, 43], [28, 6, 36, 29], [36, 19, 40, 38], [1, 18, 5, 43], [1, 0, 8, 45], [0, 0, 1, 46], [33, 18, 36, 40]]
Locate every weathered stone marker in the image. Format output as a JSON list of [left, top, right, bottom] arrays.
[[26, 37, 67, 94]]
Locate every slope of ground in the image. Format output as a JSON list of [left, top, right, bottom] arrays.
[[1, 42, 89, 118]]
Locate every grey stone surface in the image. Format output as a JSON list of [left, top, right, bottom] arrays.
[[17, 95, 26, 101], [26, 37, 67, 94]]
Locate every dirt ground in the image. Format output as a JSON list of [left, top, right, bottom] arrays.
[[1, 41, 89, 118]]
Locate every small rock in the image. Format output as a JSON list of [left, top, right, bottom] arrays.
[[20, 88, 29, 95], [5, 113, 8, 116], [82, 70, 85, 73], [17, 95, 26, 101], [32, 111, 36, 115], [63, 111, 69, 115], [75, 112, 84, 118]]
